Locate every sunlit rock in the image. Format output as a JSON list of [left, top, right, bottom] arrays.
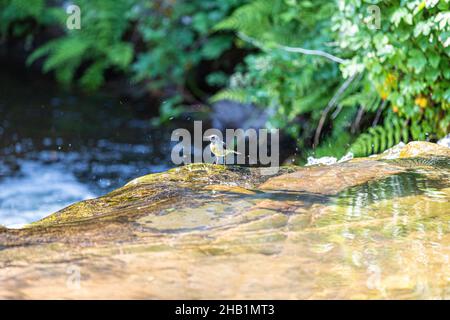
[[260, 161, 404, 195], [378, 142, 406, 159], [399, 141, 450, 158], [0, 144, 449, 299]]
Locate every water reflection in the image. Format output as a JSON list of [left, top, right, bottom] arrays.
[[307, 168, 450, 299], [335, 170, 449, 220], [129, 166, 450, 299]]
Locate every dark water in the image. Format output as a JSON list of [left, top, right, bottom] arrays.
[[0, 68, 181, 227]]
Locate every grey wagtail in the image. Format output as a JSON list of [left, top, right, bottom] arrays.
[[206, 135, 241, 164]]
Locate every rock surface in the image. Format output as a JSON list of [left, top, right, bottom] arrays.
[[399, 141, 450, 158], [0, 142, 449, 299], [259, 161, 403, 195]]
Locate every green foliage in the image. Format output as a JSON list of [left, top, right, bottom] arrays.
[[312, 107, 357, 159], [131, 0, 244, 95], [348, 109, 437, 158], [216, 0, 449, 158], [210, 88, 250, 104], [213, 0, 352, 155], [24, 0, 135, 90], [0, 0, 61, 40], [1, 0, 449, 159], [1, 0, 243, 93], [336, 0, 450, 148], [349, 115, 406, 157]]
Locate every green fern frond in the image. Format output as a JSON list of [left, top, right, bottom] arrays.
[[348, 117, 432, 157], [80, 61, 109, 90], [26, 41, 57, 65], [214, 0, 274, 36], [42, 38, 89, 73], [1, 0, 44, 21], [210, 88, 251, 104], [0, 0, 47, 36], [107, 42, 134, 69], [20, 0, 135, 90]]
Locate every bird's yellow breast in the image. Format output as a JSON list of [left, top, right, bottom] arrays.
[[210, 143, 226, 156]]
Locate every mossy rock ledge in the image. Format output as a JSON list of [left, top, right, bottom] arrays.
[[0, 141, 449, 299]]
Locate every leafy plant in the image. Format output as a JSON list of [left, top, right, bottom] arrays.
[[215, 0, 449, 159], [213, 0, 356, 158], [1, 0, 448, 159], [338, 0, 450, 155], [25, 0, 135, 90], [132, 0, 244, 97], [0, 0, 61, 43], [1, 0, 244, 96]]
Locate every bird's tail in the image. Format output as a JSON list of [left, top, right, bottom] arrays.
[[226, 150, 241, 155]]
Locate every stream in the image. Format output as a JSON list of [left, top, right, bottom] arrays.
[[0, 67, 176, 227]]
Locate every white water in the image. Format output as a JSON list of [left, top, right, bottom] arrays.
[[0, 160, 95, 228]]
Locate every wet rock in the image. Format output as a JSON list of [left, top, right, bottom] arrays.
[[377, 142, 406, 159], [0, 143, 449, 299], [370, 141, 450, 160], [31, 163, 278, 228], [202, 184, 256, 195], [399, 141, 450, 158], [259, 161, 404, 195]]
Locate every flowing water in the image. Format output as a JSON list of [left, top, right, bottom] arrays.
[[0, 68, 176, 227]]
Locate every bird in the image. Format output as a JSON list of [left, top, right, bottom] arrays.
[[205, 135, 241, 164]]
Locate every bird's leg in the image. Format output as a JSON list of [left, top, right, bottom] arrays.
[[214, 156, 219, 164]]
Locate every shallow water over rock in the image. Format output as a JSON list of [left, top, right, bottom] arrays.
[[0, 143, 449, 299]]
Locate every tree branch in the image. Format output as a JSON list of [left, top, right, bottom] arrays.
[[372, 98, 387, 127], [314, 73, 358, 147], [237, 32, 346, 64]]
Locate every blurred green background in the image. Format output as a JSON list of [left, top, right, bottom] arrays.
[[1, 0, 449, 160]]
